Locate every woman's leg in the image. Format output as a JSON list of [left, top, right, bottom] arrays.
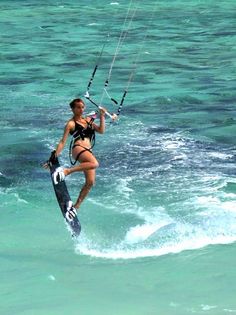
[[68, 147, 98, 210], [74, 169, 96, 210], [64, 147, 99, 176]]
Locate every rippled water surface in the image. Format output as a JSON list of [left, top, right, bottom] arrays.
[[1, 1, 236, 314]]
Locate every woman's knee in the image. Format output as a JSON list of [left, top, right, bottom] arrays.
[[93, 160, 99, 169], [80, 157, 99, 169]]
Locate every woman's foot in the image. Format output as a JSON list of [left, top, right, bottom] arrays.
[[52, 167, 65, 184], [65, 201, 77, 222]]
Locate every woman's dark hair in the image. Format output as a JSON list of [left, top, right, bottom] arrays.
[[69, 98, 85, 109]]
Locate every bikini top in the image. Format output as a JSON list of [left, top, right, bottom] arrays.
[[70, 118, 95, 142]]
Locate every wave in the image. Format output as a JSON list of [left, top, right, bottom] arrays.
[[75, 231, 236, 260], [72, 127, 236, 260], [0, 188, 28, 206], [75, 192, 236, 259], [124, 221, 171, 244]]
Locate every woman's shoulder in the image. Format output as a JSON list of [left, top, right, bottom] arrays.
[[66, 118, 75, 129]]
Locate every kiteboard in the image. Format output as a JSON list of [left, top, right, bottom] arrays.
[[48, 152, 81, 237]]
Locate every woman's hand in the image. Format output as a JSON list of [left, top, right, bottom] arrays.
[[99, 107, 118, 121], [41, 150, 57, 169], [99, 107, 106, 117]]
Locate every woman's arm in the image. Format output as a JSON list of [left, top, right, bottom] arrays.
[[55, 120, 74, 156], [92, 108, 106, 134]]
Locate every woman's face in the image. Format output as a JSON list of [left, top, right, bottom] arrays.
[[73, 101, 85, 115]]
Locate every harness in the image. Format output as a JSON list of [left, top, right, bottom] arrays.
[[69, 118, 95, 165]]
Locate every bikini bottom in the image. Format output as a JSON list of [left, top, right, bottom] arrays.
[[72, 144, 93, 162]]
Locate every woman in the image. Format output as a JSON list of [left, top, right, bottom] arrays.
[[50, 98, 106, 218]]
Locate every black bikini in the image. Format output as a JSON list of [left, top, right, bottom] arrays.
[[69, 118, 95, 165]]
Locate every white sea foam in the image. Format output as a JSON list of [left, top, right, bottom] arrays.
[[170, 302, 179, 308], [115, 177, 134, 199], [75, 175, 236, 260], [87, 197, 115, 209], [196, 195, 220, 205], [208, 152, 233, 160], [87, 23, 100, 26], [124, 221, 171, 244], [200, 304, 217, 311], [75, 234, 236, 260], [171, 153, 187, 161], [13, 193, 28, 204], [75, 221, 236, 260], [1, 190, 28, 206], [162, 141, 185, 150], [48, 275, 56, 281], [194, 196, 236, 215], [161, 136, 186, 151]]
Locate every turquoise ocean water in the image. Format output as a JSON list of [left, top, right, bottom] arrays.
[[1, 1, 236, 314]]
